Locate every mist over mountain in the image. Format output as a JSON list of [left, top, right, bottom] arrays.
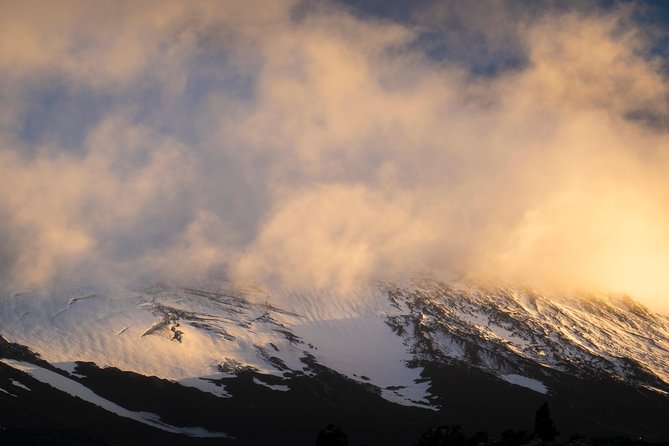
[[2, 1, 669, 444], [1, 0, 669, 311]]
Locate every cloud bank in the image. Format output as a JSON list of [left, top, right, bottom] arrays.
[[1, 0, 669, 312]]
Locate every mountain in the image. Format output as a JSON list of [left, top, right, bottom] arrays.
[[1, 279, 668, 445]]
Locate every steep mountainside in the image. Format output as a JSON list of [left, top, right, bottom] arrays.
[[1, 279, 668, 444], [383, 280, 669, 394]]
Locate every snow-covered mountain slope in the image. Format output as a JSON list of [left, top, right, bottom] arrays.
[[1, 279, 668, 406], [2, 279, 669, 443], [383, 279, 669, 395], [0, 282, 431, 408]]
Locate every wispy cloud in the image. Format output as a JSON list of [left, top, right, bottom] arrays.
[[1, 0, 668, 312]]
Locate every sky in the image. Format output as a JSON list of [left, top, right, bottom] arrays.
[[1, 0, 669, 313]]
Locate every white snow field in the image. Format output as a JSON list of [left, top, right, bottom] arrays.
[[1, 278, 668, 410]]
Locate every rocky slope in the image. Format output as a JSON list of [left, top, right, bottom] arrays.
[[1, 279, 668, 444]]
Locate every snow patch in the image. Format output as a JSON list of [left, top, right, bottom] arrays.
[[252, 377, 290, 392], [292, 309, 434, 408], [500, 373, 548, 394], [179, 377, 231, 398], [0, 387, 17, 397], [53, 362, 85, 378], [1, 359, 231, 438], [10, 379, 30, 391]]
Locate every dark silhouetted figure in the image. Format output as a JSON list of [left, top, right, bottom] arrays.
[[316, 424, 348, 446], [534, 402, 559, 441]]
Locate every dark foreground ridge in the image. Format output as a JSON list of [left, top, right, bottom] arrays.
[[0, 337, 669, 446], [317, 402, 667, 446]]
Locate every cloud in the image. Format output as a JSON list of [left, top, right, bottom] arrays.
[[1, 0, 669, 312], [234, 184, 443, 291], [0, 111, 195, 287]]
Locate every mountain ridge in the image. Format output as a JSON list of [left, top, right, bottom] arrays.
[[1, 279, 668, 443]]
